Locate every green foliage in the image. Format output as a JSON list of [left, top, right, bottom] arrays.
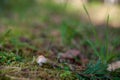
[[60, 71, 76, 80], [0, 29, 12, 45], [0, 52, 22, 64], [40, 0, 66, 14], [61, 22, 75, 45], [84, 60, 107, 74], [0, 0, 35, 12], [82, 3, 98, 40], [112, 37, 120, 48], [60, 21, 82, 45], [76, 60, 109, 80], [9, 37, 36, 50], [0, 29, 36, 50], [83, 4, 115, 64], [60, 71, 71, 78], [86, 39, 115, 64]]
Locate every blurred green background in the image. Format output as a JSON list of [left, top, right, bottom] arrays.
[[0, 0, 120, 79]]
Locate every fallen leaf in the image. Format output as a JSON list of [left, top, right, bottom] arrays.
[[58, 49, 88, 66]]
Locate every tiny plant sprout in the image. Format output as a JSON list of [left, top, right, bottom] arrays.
[[36, 55, 47, 66]]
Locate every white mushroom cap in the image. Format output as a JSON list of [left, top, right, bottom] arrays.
[[36, 55, 47, 66]]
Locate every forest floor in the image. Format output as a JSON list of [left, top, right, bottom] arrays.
[[0, 0, 120, 80]]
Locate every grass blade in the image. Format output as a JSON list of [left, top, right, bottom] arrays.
[[105, 14, 109, 56], [86, 40, 99, 57]]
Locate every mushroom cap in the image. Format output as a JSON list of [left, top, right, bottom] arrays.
[[36, 55, 47, 66]]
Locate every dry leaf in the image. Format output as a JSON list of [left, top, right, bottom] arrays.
[[107, 61, 120, 71], [58, 49, 88, 65]]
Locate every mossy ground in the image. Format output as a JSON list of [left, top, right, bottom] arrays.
[[0, 0, 120, 80]]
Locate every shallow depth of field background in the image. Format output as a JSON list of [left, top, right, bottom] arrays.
[[0, 0, 120, 80]]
